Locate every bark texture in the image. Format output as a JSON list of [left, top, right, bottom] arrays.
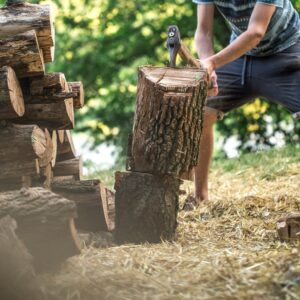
[[0, 66, 25, 120], [128, 66, 207, 176], [114, 171, 181, 244], [68, 81, 84, 109], [0, 188, 81, 270], [53, 157, 82, 180], [0, 30, 44, 78]]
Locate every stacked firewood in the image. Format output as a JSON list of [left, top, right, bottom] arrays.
[[114, 66, 208, 244], [0, 0, 115, 276]]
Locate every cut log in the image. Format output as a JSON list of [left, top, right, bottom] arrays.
[[0, 216, 43, 300], [0, 30, 44, 78], [38, 129, 53, 168], [57, 130, 65, 144], [0, 124, 46, 162], [39, 164, 53, 190], [114, 171, 181, 244], [42, 46, 55, 63], [0, 66, 25, 120], [277, 212, 300, 241], [51, 130, 58, 167], [128, 66, 207, 177], [52, 180, 115, 232], [53, 157, 82, 180], [30, 73, 66, 96], [57, 130, 77, 162], [68, 81, 84, 109], [0, 188, 81, 270], [0, 3, 55, 63]]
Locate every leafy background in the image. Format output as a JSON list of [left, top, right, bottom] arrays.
[[1, 0, 300, 162]]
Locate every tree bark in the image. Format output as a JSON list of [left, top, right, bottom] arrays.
[[0, 123, 46, 162], [0, 188, 81, 270], [0, 66, 25, 120], [53, 157, 82, 180], [57, 130, 77, 161], [52, 180, 115, 232], [128, 66, 207, 177], [114, 171, 181, 244], [0, 30, 45, 78], [0, 3, 54, 63], [68, 81, 84, 109]]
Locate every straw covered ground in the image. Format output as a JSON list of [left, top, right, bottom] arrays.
[[42, 146, 300, 300]]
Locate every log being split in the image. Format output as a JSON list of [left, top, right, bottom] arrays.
[[0, 30, 44, 78], [128, 66, 207, 177], [53, 157, 82, 180], [68, 81, 84, 109], [0, 66, 25, 120], [0, 188, 81, 270], [0, 3, 55, 63], [57, 130, 77, 162], [114, 171, 181, 244], [52, 180, 115, 232]]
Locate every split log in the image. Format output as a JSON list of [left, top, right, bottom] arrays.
[[30, 73, 66, 96], [0, 66, 25, 120], [57, 130, 77, 162], [57, 130, 65, 144], [0, 188, 81, 270], [53, 157, 82, 180], [0, 124, 46, 162], [0, 216, 43, 300], [0, 30, 44, 78], [128, 66, 207, 177], [0, 3, 55, 63], [38, 164, 53, 190], [52, 180, 115, 232], [277, 212, 300, 241], [114, 171, 181, 244], [38, 129, 53, 168], [68, 81, 84, 109]]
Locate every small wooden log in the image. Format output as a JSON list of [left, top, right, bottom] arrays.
[[39, 163, 53, 190], [0, 124, 46, 162], [57, 130, 65, 144], [128, 66, 207, 177], [0, 215, 43, 300], [30, 73, 66, 96], [38, 129, 53, 168], [0, 30, 44, 78], [53, 157, 82, 180], [277, 212, 300, 241], [0, 66, 25, 120], [68, 81, 84, 109], [114, 171, 181, 244], [0, 3, 54, 63], [0, 188, 81, 270], [57, 130, 77, 162], [52, 180, 115, 232]]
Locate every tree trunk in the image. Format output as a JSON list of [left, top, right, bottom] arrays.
[[0, 3, 54, 63], [0, 188, 81, 270], [0, 66, 25, 120], [0, 216, 43, 300], [128, 66, 207, 177], [53, 157, 82, 180], [0, 30, 44, 78], [57, 130, 77, 162], [0, 124, 46, 162], [52, 180, 115, 232], [68, 81, 84, 109], [114, 171, 181, 244]]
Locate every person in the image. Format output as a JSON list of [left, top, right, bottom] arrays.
[[185, 0, 300, 209]]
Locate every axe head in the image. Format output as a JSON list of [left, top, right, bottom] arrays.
[[166, 25, 181, 68]]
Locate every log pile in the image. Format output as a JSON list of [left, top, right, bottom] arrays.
[[115, 66, 208, 243], [0, 0, 115, 273]]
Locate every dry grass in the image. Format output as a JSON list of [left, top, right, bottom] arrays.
[[41, 150, 300, 300]]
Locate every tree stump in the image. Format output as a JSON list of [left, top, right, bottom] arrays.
[[127, 66, 207, 177], [114, 171, 181, 244]]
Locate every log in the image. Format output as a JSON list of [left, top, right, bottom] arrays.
[[57, 130, 77, 162], [0, 3, 55, 63], [0, 30, 44, 78], [0, 124, 46, 162], [57, 130, 65, 144], [52, 180, 115, 232], [68, 81, 84, 109], [277, 212, 300, 241], [38, 129, 53, 168], [0, 216, 43, 300], [0, 66, 25, 120], [128, 66, 207, 177], [114, 171, 181, 244], [39, 164, 53, 190], [30, 73, 66, 96], [53, 157, 82, 180], [0, 188, 81, 270]]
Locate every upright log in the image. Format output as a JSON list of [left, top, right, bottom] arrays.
[[0, 66, 25, 120], [0, 3, 55, 63], [57, 130, 77, 162], [68, 81, 84, 109], [0, 30, 45, 78], [53, 157, 82, 180], [0, 188, 81, 270], [52, 180, 115, 232], [0, 124, 46, 162], [128, 66, 207, 177], [114, 171, 181, 244]]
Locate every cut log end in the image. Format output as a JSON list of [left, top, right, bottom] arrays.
[[68, 81, 84, 109]]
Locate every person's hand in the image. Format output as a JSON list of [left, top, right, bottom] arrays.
[[199, 58, 218, 97]]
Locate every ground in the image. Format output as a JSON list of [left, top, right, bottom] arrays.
[[42, 146, 300, 300]]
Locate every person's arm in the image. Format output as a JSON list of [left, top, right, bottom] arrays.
[[202, 3, 276, 75]]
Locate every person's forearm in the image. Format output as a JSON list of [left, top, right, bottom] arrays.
[[195, 31, 214, 59]]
